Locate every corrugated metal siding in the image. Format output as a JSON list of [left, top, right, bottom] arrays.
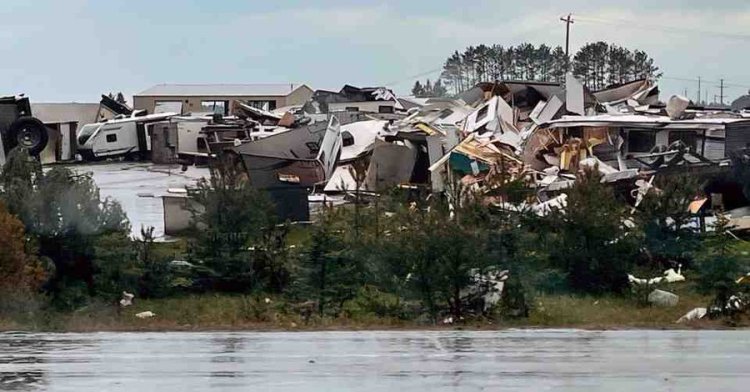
[[725, 124, 750, 157]]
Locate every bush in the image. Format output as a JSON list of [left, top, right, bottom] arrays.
[[297, 208, 360, 316], [636, 174, 703, 267], [187, 158, 280, 292], [546, 169, 638, 294], [343, 285, 413, 320], [0, 149, 131, 305], [0, 200, 44, 293], [695, 214, 746, 318]]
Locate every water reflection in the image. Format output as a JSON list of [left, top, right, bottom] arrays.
[[209, 336, 246, 382], [0, 371, 45, 391], [0, 330, 749, 391]]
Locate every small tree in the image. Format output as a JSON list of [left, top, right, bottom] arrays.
[[0, 201, 43, 294], [547, 168, 638, 294], [696, 213, 745, 318], [115, 92, 127, 105], [0, 149, 131, 306], [432, 79, 448, 97], [300, 207, 359, 316], [188, 156, 277, 291], [136, 226, 173, 298], [637, 174, 703, 267], [411, 81, 424, 97], [377, 192, 490, 322]]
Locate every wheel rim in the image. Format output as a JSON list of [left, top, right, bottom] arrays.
[[16, 127, 42, 148]]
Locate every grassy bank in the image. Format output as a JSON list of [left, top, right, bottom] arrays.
[[0, 288, 738, 332]]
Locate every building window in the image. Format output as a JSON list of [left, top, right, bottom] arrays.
[[201, 100, 229, 115], [668, 131, 697, 150], [106, 134, 117, 143], [627, 130, 656, 153], [154, 101, 183, 114], [342, 131, 355, 147], [345, 107, 360, 112], [378, 105, 394, 114], [245, 100, 277, 111], [475, 104, 489, 122], [438, 109, 454, 119]]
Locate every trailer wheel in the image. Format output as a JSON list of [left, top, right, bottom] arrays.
[[8, 117, 48, 156]]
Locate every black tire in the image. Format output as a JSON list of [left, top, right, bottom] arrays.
[[8, 116, 48, 156]]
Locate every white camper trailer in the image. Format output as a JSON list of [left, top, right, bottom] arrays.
[[76, 111, 176, 160]]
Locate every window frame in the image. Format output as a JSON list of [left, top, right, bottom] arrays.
[[200, 100, 229, 115]]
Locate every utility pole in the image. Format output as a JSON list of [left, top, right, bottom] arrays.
[[560, 14, 574, 57], [697, 77, 701, 104], [718, 79, 725, 105]]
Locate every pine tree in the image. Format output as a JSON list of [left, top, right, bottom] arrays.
[[188, 156, 277, 292], [411, 81, 424, 97], [696, 213, 745, 317], [115, 92, 127, 105], [432, 79, 448, 97], [547, 168, 638, 293], [300, 208, 359, 316]]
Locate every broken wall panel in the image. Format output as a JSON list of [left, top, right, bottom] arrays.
[[426, 135, 446, 192], [565, 73, 586, 116], [365, 139, 417, 190]]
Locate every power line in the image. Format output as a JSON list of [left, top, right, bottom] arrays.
[[382, 67, 444, 87], [661, 76, 750, 90], [575, 15, 750, 41], [381, 18, 561, 88]]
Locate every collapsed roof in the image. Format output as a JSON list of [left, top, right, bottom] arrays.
[[304, 85, 398, 113]]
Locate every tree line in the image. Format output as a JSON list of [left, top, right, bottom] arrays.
[[413, 41, 662, 96]]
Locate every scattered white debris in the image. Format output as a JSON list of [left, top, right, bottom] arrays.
[[169, 260, 194, 268], [264, 297, 272, 304], [628, 264, 685, 286], [135, 311, 156, 319], [676, 307, 707, 323], [663, 265, 685, 283], [119, 291, 134, 307]]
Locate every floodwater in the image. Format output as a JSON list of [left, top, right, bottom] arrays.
[[1, 330, 749, 391], [67, 162, 209, 239]]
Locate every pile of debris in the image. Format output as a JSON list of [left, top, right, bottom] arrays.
[[144, 75, 750, 232]]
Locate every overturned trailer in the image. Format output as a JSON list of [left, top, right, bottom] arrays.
[[77, 112, 177, 160], [230, 116, 343, 220]]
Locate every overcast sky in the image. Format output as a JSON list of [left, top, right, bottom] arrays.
[[0, 0, 748, 104]]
